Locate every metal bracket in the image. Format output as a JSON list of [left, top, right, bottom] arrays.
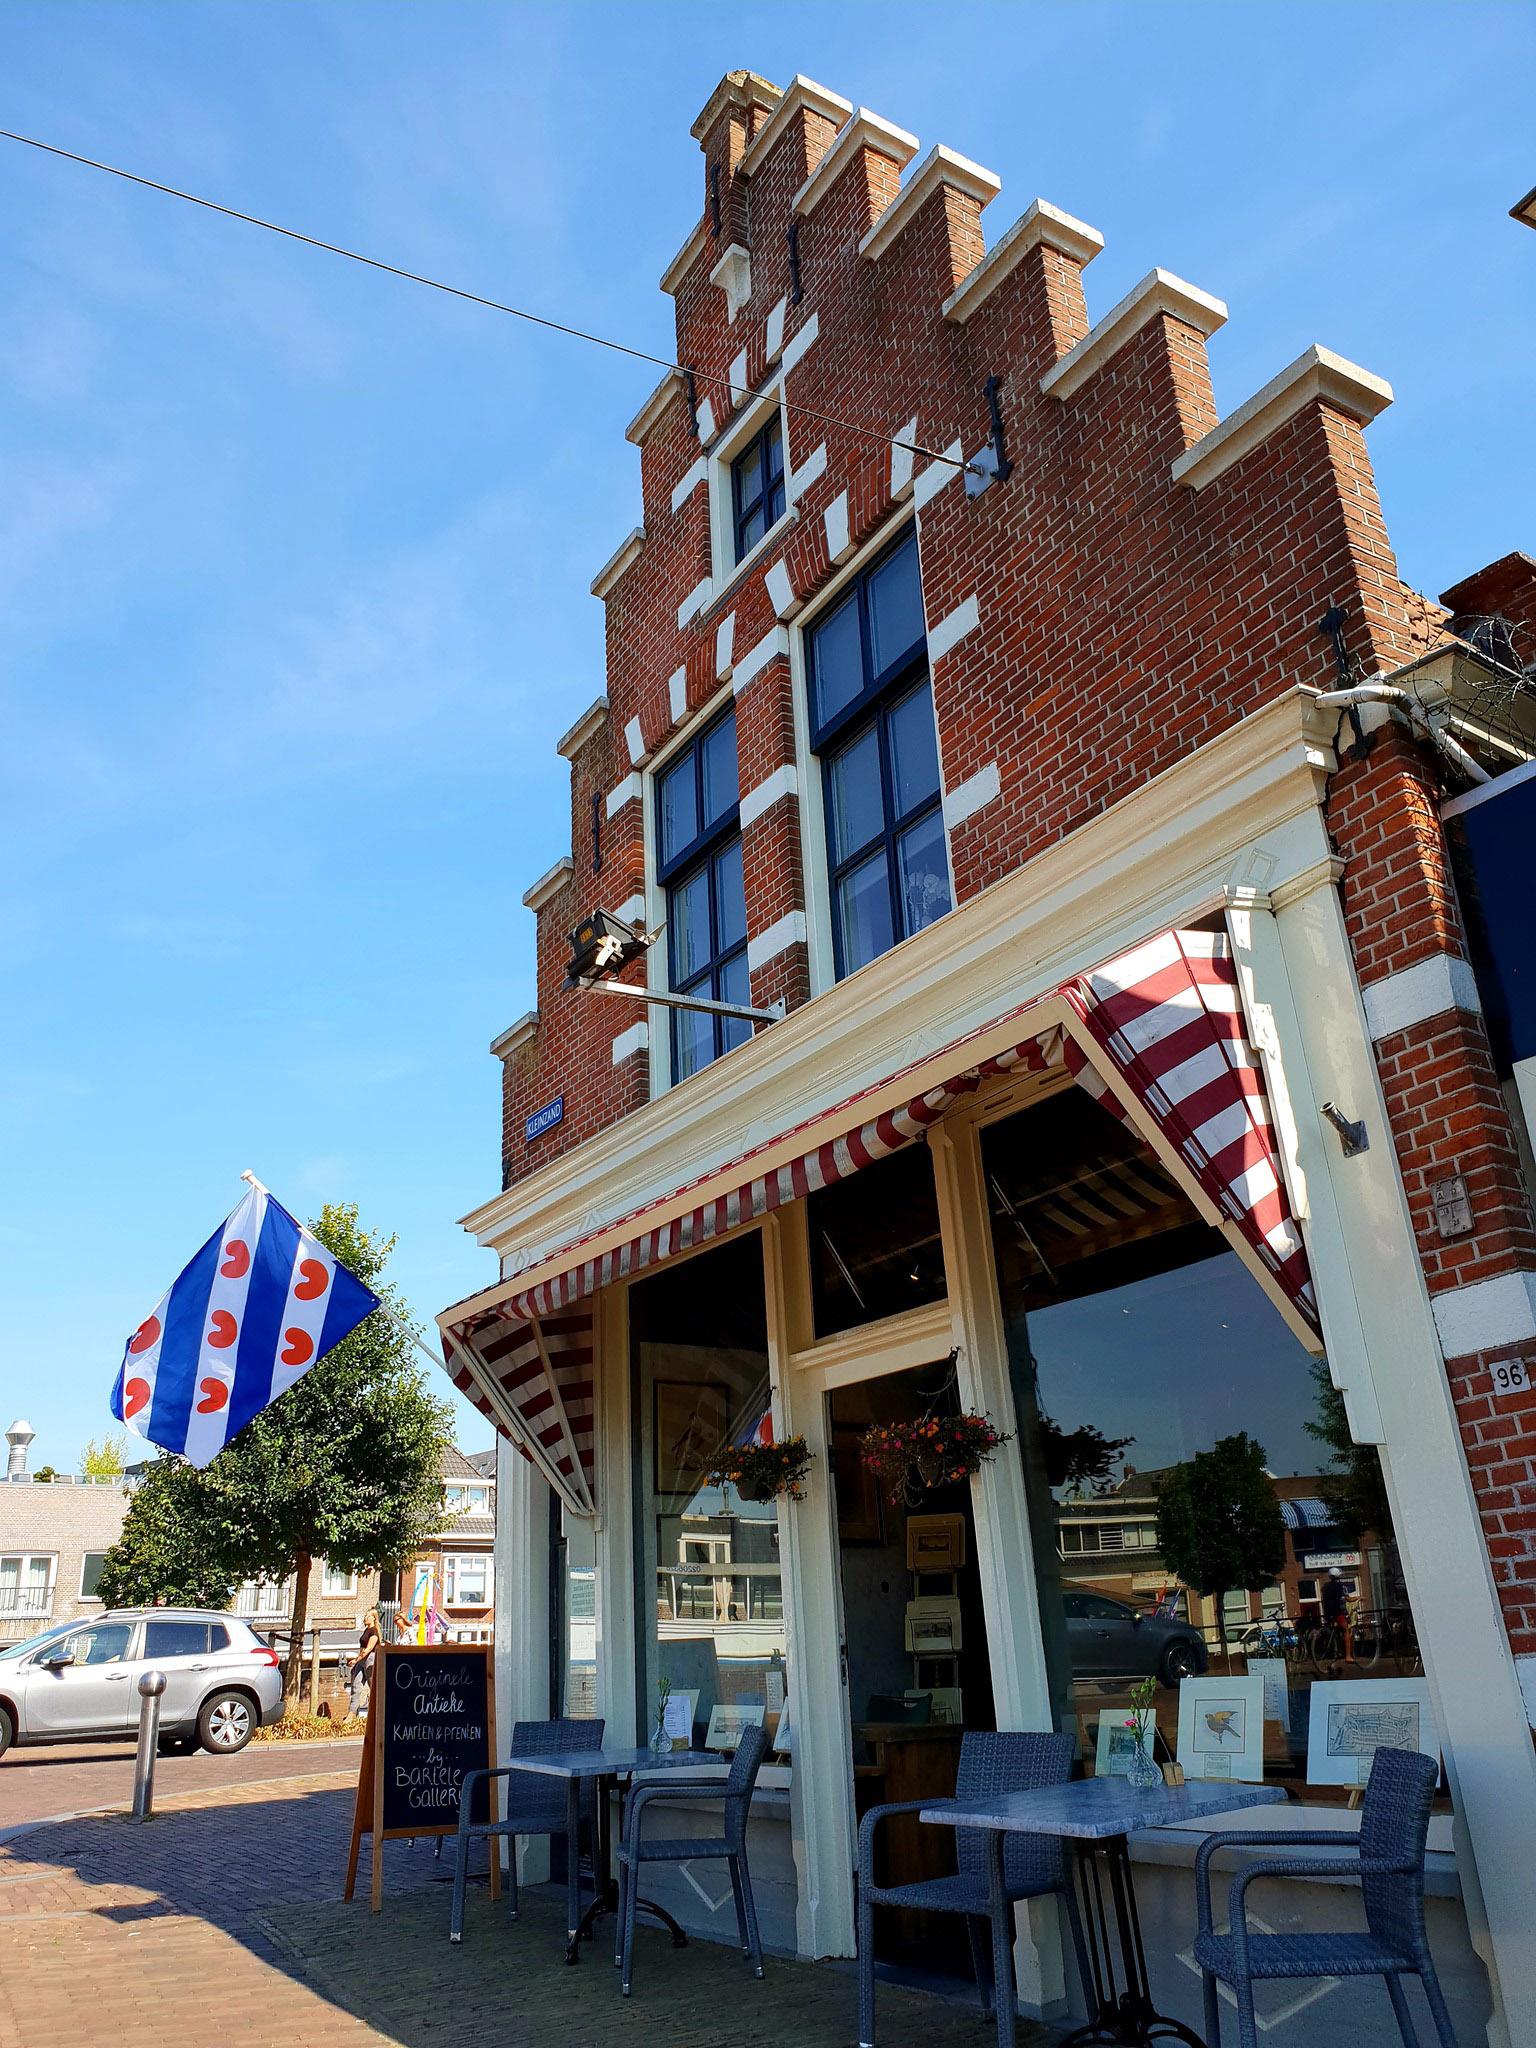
[[965, 374, 1013, 498], [786, 221, 803, 305], [582, 978, 786, 1030], [1320, 1100, 1369, 1157], [683, 367, 701, 441]]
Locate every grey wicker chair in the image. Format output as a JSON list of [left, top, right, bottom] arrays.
[[449, 1715, 604, 1943], [615, 1721, 771, 1997], [1193, 1746, 1454, 2047], [856, 1728, 1088, 2048]]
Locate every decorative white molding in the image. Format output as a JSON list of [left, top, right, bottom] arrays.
[[1361, 952, 1482, 1042], [859, 144, 1000, 264], [522, 856, 574, 913], [489, 1011, 538, 1060], [792, 107, 919, 218], [942, 761, 1001, 829], [914, 441, 963, 510], [942, 198, 1104, 325], [728, 347, 750, 406], [765, 297, 787, 363], [823, 491, 851, 563], [611, 1019, 649, 1065], [710, 243, 753, 323], [891, 417, 920, 499], [734, 624, 790, 692], [928, 593, 981, 663], [1040, 269, 1228, 404], [670, 455, 708, 514], [660, 217, 710, 296], [590, 527, 645, 600], [765, 559, 797, 620], [696, 396, 717, 444], [605, 772, 642, 818], [625, 370, 685, 446], [788, 442, 826, 503], [1172, 346, 1394, 492], [677, 577, 713, 629], [738, 74, 852, 179], [623, 716, 646, 766], [668, 666, 688, 724], [1432, 1271, 1536, 1358], [715, 610, 737, 679], [556, 697, 608, 761], [740, 763, 800, 828], [780, 312, 820, 377], [747, 909, 808, 972]]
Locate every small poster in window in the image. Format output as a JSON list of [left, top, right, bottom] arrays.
[[661, 1689, 698, 1747], [1247, 1657, 1291, 1732], [1305, 1678, 1438, 1787]]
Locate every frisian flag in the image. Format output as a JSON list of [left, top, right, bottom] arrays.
[[110, 1182, 380, 1468]]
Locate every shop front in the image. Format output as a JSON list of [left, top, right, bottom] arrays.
[[440, 701, 1533, 2040]]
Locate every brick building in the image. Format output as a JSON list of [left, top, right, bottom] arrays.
[[438, 71, 1536, 2040]]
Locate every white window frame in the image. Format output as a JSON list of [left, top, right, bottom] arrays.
[[707, 376, 791, 591], [320, 1562, 358, 1599], [0, 1553, 57, 1621], [442, 1551, 492, 1607], [78, 1552, 109, 1601]]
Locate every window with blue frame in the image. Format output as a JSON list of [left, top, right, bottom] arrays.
[[655, 709, 748, 1080], [807, 530, 951, 977], [730, 416, 786, 564]]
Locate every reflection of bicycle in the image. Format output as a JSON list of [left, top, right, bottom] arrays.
[[1349, 1607, 1422, 1674], [1232, 1618, 1296, 1660]]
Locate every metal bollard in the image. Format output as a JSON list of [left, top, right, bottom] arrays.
[[131, 1670, 167, 1822]]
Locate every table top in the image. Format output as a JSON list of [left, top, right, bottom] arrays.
[[920, 1777, 1288, 1840], [505, 1745, 732, 1780]]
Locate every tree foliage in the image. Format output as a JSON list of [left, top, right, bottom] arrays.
[[1155, 1431, 1286, 1645], [80, 1433, 128, 1481], [95, 1455, 242, 1608], [1302, 1358, 1392, 1544]]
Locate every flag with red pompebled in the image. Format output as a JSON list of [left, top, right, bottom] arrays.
[[110, 1183, 380, 1467]]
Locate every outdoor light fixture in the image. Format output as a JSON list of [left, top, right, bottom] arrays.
[[1320, 1099, 1369, 1158], [566, 908, 785, 1030], [1511, 184, 1536, 231]]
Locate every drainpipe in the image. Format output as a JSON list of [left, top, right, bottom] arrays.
[[1315, 682, 1493, 786]]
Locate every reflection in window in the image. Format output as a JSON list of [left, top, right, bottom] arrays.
[[656, 709, 747, 1082], [808, 1144, 947, 1338], [984, 1086, 1433, 1808], [630, 1235, 788, 1752]]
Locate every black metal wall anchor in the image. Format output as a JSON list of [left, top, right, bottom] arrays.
[[1317, 602, 1356, 689], [591, 791, 603, 877], [708, 164, 722, 238], [786, 220, 803, 304], [964, 373, 1014, 497], [683, 367, 701, 441]]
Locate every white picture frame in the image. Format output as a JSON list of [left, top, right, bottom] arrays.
[[1176, 1675, 1266, 1782], [704, 1701, 766, 1752], [771, 1695, 794, 1757], [661, 1688, 698, 1748], [1305, 1678, 1439, 1787], [1094, 1708, 1145, 1779]]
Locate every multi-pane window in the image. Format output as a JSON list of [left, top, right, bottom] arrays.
[[0, 1555, 54, 1620], [656, 709, 747, 1081], [443, 1553, 490, 1605], [79, 1552, 108, 1599], [807, 531, 951, 977], [730, 416, 786, 563]]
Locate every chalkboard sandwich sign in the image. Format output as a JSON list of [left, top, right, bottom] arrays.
[[344, 1642, 497, 1911]]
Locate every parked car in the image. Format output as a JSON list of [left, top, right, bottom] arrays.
[[1062, 1590, 1207, 1685], [0, 1610, 284, 1758]]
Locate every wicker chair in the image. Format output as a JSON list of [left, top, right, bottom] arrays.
[[448, 1715, 605, 1943], [615, 1722, 771, 1997], [856, 1729, 1088, 2048], [1193, 1746, 1454, 2047]]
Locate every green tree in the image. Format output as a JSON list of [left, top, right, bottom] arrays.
[[1302, 1358, 1392, 1544], [1155, 1432, 1286, 1653], [96, 1456, 244, 1608], [80, 1433, 128, 1481], [32, 1465, 58, 1485], [97, 1203, 452, 1699]]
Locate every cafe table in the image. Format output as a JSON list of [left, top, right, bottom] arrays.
[[919, 1775, 1288, 2048], [508, 1745, 731, 1965]]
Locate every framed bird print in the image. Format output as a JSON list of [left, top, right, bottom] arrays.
[[1175, 1675, 1266, 1782]]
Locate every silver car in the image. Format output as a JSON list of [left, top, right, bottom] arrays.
[[0, 1609, 284, 1758]]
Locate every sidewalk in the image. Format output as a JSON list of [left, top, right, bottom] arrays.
[[0, 1771, 1039, 2048]]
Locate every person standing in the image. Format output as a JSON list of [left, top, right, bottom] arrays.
[[349, 1608, 381, 1719]]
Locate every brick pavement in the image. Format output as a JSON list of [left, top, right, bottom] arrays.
[[0, 1734, 365, 1830], [0, 1771, 1052, 2048]]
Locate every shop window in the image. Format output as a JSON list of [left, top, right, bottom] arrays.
[[629, 1233, 788, 1754], [807, 531, 951, 977], [808, 1143, 947, 1338], [983, 1087, 1437, 1811], [655, 709, 748, 1081], [730, 416, 785, 563]]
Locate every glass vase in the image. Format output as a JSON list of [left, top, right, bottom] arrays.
[[649, 1715, 672, 1758], [1125, 1729, 1161, 1790]]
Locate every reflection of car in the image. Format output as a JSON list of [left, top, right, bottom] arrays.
[[1063, 1591, 1207, 1686], [0, 1610, 284, 1758]]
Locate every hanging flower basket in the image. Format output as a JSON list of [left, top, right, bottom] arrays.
[[708, 1434, 813, 1504], [860, 1412, 1013, 1505]]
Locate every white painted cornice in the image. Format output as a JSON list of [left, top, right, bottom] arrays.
[[590, 528, 644, 600], [625, 369, 686, 447], [859, 145, 1000, 264], [1040, 268, 1228, 403], [556, 698, 609, 761], [690, 69, 780, 144], [942, 198, 1103, 325], [660, 218, 710, 296], [521, 856, 573, 913], [490, 1012, 538, 1060], [739, 75, 852, 179], [456, 687, 1336, 1270], [1172, 346, 1394, 492], [792, 108, 919, 218]]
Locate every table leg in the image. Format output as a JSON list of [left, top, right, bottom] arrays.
[[563, 1776, 583, 1965], [986, 1828, 1015, 2048], [1058, 1836, 1206, 2047], [568, 1773, 691, 1956]]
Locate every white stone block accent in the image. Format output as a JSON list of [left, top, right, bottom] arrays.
[[611, 1019, 649, 1066], [788, 442, 826, 503], [765, 559, 797, 619], [914, 441, 963, 510], [677, 577, 712, 629], [734, 625, 789, 693], [1361, 953, 1482, 1042], [715, 610, 736, 679], [765, 296, 787, 361], [670, 455, 708, 514], [697, 397, 717, 443], [747, 910, 808, 972], [1041, 269, 1227, 404], [942, 198, 1104, 325], [710, 242, 752, 322], [668, 666, 688, 723], [942, 761, 1001, 829], [624, 716, 646, 765], [823, 491, 851, 563], [740, 763, 799, 827], [1172, 347, 1393, 492], [891, 418, 920, 498], [605, 772, 642, 818], [521, 856, 573, 913], [1431, 1271, 1536, 1358], [780, 312, 819, 376], [728, 349, 749, 407], [928, 593, 980, 663]]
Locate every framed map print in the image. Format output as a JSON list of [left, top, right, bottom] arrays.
[[1305, 1677, 1439, 1787]]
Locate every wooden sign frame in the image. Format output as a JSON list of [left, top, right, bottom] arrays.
[[344, 1641, 499, 1911]]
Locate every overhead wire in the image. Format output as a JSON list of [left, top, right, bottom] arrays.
[[0, 125, 979, 476]]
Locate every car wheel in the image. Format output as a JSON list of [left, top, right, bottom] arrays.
[[1160, 1641, 1198, 1687], [0, 1705, 13, 1759], [197, 1691, 255, 1755]]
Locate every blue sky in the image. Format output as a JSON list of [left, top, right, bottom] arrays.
[[2, 2, 1532, 1471]]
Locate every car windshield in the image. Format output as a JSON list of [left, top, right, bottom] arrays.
[[0, 1621, 74, 1663]]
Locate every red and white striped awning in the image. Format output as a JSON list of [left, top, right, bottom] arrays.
[[440, 925, 1317, 1518]]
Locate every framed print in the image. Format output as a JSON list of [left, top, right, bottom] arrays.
[[1175, 1675, 1266, 1782], [655, 1380, 729, 1497], [705, 1701, 766, 1752], [1094, 1708, 1143, 1779], [660, 1687, 698, 1749], [1247, 1656, 1292, 1732], [1306, 1678, 1439, 1787], [830, 1424, 885, 1544]]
